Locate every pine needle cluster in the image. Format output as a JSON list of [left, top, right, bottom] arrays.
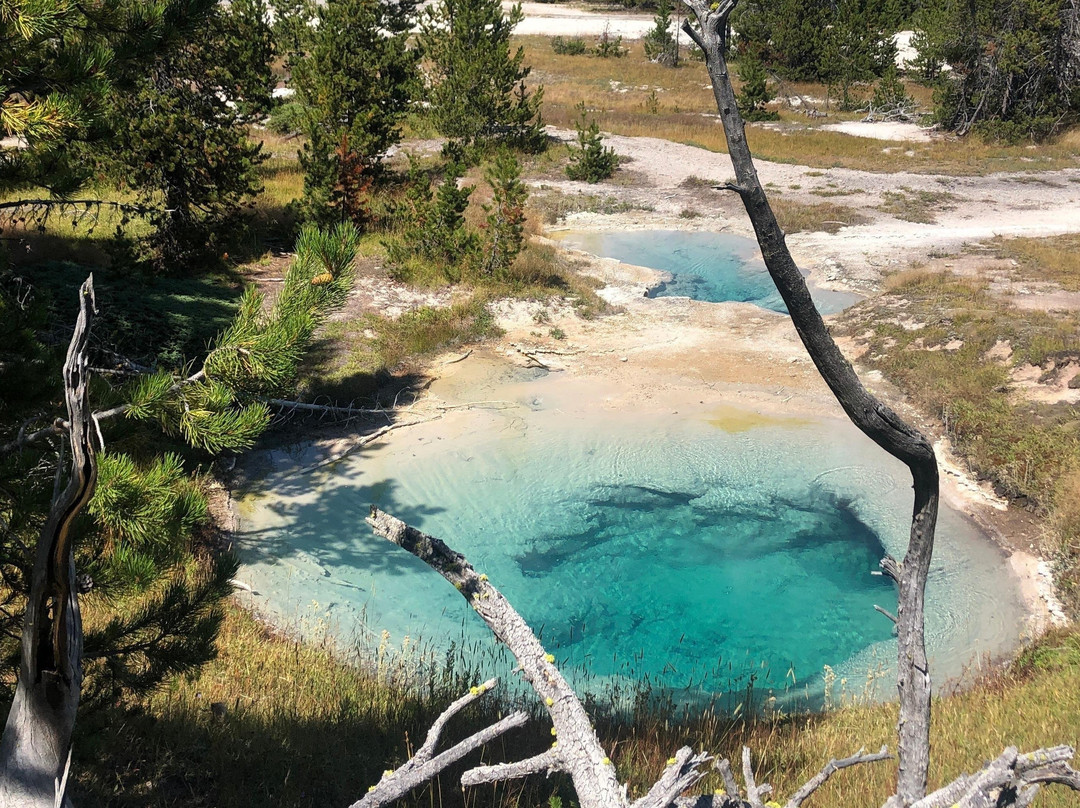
[[388, 153, 529, 283], [0, 223, 360, 707]]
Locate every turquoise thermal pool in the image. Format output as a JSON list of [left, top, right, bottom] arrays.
[[235, 371, 1025, 708], [557, 230, 861, 314]]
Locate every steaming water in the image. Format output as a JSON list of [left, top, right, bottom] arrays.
[[557, 230, 861, 314], [235, 370, 1025, 708]]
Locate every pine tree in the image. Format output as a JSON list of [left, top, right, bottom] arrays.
[[270, 0, 314, 76], [819, 0, 897, 110], [643, 0, 678, 66], [566, 103, 618, 184], [733, 0, 831, 81], [478, 151, 529, 279], [98, 23, 267, 269], [217, 0, 276, 121], [6, 0, 276, 269], [925, 0, 1078, 140], [736, 51, 779, 121], [420, 0, 545, 156], [0, 0, 219, 218], [293, 0, 418, 226], [0, 223, 360, 715]]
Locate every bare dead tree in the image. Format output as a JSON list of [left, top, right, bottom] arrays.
[[678, 2, 938, 803], [0, 277, 98, 808]]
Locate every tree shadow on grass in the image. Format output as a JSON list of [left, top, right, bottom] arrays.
[[70, 632, 553, 808]]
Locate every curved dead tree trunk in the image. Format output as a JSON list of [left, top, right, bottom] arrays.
[[0, 277, 98, 808], [679, 3, 938, 804]]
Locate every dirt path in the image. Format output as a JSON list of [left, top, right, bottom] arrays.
[[509, 2, 657, 39]]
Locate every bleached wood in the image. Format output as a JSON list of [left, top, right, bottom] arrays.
[[366, 507, 631, 808], [0, 276, 98, 808], [461, 750, 563, 786]]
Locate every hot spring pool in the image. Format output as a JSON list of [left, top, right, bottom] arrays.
[[556, 230, 861, 314], [234, 371, 1025, 708]]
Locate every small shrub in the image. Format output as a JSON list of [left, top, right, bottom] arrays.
[[643, 0, 677, 66], [266, 100, 306, 135], [386, 160, 477, 279], [566, 103, 618, 184], [549, 326, 566, 340], [477, 150, 528, 279], [551, 36, 587, 56], [870, 67, 914, 113], [736, 53, 779, 122], [595, 24, 625, 58], [678, 175, 719, 189]]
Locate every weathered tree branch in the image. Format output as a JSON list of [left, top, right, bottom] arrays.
[[632, 747, 713, 808], [366, 506, 630, 808], [0, 369, 208, 459], [741, 746, 765, 808], [0, 275, 98, 808], [0, 419, 67, 458], [912, 746, 1080, 808], [785, 746, 891, 808], [347, 678, 529, 808], [680, 4, 939, 804], [461, 749, 564, 786], [363, 509, 897, 808]]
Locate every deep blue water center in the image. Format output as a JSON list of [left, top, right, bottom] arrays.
[[559, 230, 860, 314], [513, 483, 895, 696]]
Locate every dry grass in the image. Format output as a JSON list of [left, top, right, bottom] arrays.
[[993, 234, 1080, 292], [528, 185, 655, 224], [770, 197, 871, 233], [877, 188, 958, 224], [72, 600, 1080, 808], [841, 267, 1080, 613], [518, 35, 1080, 175]]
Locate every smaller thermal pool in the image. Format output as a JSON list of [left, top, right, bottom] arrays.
[[557, 230, 861, 314]]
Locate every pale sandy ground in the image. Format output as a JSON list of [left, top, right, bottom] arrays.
[[820, 121, 934, 142], [508, 2, 658, 39]]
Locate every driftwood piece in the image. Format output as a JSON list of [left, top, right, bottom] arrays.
[[0, 276, 98, 807], [347, 678, 529, 808]]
